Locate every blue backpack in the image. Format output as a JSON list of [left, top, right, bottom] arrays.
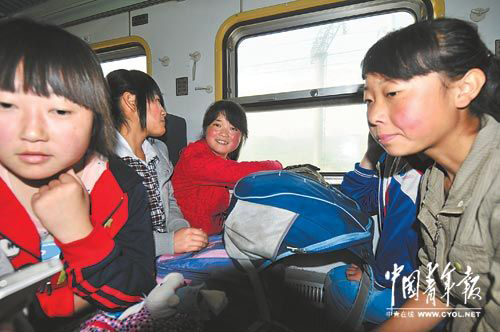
[[224, 170, 373, 265], [224, 170, 375, 331]]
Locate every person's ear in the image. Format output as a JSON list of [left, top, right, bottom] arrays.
[[121, 92, 137, 114], [454, 68, 486, 109]]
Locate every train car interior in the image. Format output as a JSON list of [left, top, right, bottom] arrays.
[[0, 0, 499, 331]]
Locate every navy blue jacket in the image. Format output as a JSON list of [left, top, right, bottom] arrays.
[[340, 154, 429, 300]]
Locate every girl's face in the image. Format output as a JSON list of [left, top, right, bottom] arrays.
[[146, 95, 166, 137], [364, 72, 457, 157], [205, 113, 242, 159], [0, 77, 93, 181]]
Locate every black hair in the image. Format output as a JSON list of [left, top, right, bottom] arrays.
[[107, 69, 164, 131], [202, 100, 248, 160], [362, 18, 500, 121], [0, 18, 115, 156]]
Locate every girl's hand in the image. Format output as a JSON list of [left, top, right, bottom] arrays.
[[31, 169, 93, 244], [173, 227, 208, 253], [360, 133, 385, 170], [346, 264, 362, 281]]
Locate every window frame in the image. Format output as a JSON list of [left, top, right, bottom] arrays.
[[91, 35, 152, 75], [216, 0, 444, 102]]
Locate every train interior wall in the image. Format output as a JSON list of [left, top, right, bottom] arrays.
[[23, 0, 500, 144]]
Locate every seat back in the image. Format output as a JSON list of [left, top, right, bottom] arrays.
[[158, 113, 187, 166]]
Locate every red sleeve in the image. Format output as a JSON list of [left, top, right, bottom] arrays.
[[51, 191, 155, 313], [52, 164, 155, 313], [55, 223, 115, 268], [181, 144, 282, 188]]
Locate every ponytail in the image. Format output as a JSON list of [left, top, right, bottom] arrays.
[[474, 53, 500, 121]]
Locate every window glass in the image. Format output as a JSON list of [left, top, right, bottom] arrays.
[[100, 55, 147, 76], [95, 43, 148, 76], [239, 104, 367, 172], [237, 11, 414, 97]]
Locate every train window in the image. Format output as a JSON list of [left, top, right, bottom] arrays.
[[92, 36, 151, 76], [218, 0, 440, 173], [236, 12, 413, 97]]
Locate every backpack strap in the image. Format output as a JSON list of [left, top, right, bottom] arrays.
[[341, 264, 372, 331], [238, 259, 272, 322], [324, 263, 373, 332], [237, 259, 295, 332]]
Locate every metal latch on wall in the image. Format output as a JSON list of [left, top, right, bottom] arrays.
[[189, 51, 201, 81]]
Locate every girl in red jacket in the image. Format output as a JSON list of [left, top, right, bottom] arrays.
[[172, 100, 283, 235], [0, 18, 155, 329]]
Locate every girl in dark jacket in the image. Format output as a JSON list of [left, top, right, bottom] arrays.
[[0, 18, 155, 326]]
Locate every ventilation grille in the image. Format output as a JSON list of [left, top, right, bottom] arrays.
[[286, 279, 324, 306], [284, 267, 326, 308]]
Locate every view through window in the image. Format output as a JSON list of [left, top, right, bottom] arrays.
[[100, 55, 147, 76], [236, 11, 415, 172]]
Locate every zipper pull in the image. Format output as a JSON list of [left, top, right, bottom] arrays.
[[286, 246, 305, 254], [39, 281, 52, 295]]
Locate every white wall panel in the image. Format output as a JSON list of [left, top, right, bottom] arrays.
[[242, 0, 288, 12], [65, 12, 129, 44], [446, 0, 500, 53], [130, 0, 238, 142]]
